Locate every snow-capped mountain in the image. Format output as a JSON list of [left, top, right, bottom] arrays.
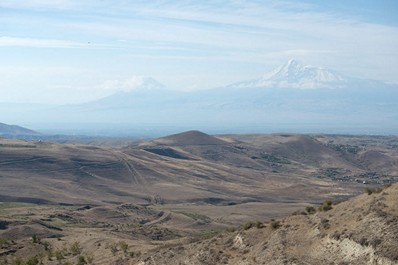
[[229, 59, 349, 89], [110, 76, 167, 92], [1, 59, 397, 135]]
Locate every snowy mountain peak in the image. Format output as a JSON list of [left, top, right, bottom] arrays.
[[230, 59, 348, 89], [101, 76, 167, 95], [124, 77, 166, 91]]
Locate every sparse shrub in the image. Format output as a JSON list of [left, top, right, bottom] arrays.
[[305, 206, 316, 214], [55, 250, 64, 261], [26, 256, 39, 265], [319, 200, 332, 211], [369, 238, 382, 248], [359, 237, 368, 246], [31, 234, 40, 244], [129, 251, 141, 257], [110, 243, 118, 256], [243, 222, 254, 230], [119, 241, 128, 254], [0, 238, 9, 248], [365, 187, 382, 195], [70, 242, 82, 255], [270, 220, 281, 230], [46, 250, 53, 260], [77, 256, 86, 265], [12, 257, 25, 265], [320, 218, 330, 229], [332, 231, 341, 240], [292, 210, 307, 215], [41, 240, 51, 251], [384, 183, 392, 189], [0, 257, 8, 265], [226, 227, 236, 233], [255, 221, 265, 228], [86, 255, 94, 264]]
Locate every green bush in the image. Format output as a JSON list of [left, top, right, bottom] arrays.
[[77, 256, 86, 265], [31, 234, 40, 244], [319, 200, 332, 211]]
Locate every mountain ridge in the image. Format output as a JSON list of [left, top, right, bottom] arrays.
[[1, 60, 397, 136], [0, 122, 41, 138]]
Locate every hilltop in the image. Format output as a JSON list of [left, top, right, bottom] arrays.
[[151, 130, 228, 146]]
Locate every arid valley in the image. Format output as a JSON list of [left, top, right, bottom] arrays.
[[1, 129, 397, 264]]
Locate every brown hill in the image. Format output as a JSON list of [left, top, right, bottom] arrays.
[[0, 133, 397, 222], [132, 183, 398, 265], [152, 130, 228, 146], [0, 133, 397, 264], [0, 122, 40, 138]]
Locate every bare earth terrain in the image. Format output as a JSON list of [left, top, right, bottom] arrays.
[[0, 131, 397, 264]]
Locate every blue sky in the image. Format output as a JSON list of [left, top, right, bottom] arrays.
[[1, 0, 397, 103]]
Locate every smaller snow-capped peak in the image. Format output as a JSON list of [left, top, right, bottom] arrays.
[[230, 59, 348, 89], [101, 76, 167, 94], [122, 76, 166, 91]]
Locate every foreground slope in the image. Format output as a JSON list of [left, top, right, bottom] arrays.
[[133, 183, 398, 265]]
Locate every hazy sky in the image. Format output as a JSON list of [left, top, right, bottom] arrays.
[[1, 0, 398, 104]]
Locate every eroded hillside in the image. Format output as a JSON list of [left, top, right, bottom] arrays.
[[132, 183, 398, 265]]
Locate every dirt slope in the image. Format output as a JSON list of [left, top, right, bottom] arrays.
[[132, 183, 398, 265]]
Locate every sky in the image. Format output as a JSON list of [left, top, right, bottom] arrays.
[[1, 0, 398, 104]]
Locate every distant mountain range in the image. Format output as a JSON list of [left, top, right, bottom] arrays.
[[0, 122, 41, 139], [1, 60, 397, 136]]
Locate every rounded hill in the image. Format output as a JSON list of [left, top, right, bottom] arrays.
[[153, 130, 228, 146]]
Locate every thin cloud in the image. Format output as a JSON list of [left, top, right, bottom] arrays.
[[0, 36, 86, 48]]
